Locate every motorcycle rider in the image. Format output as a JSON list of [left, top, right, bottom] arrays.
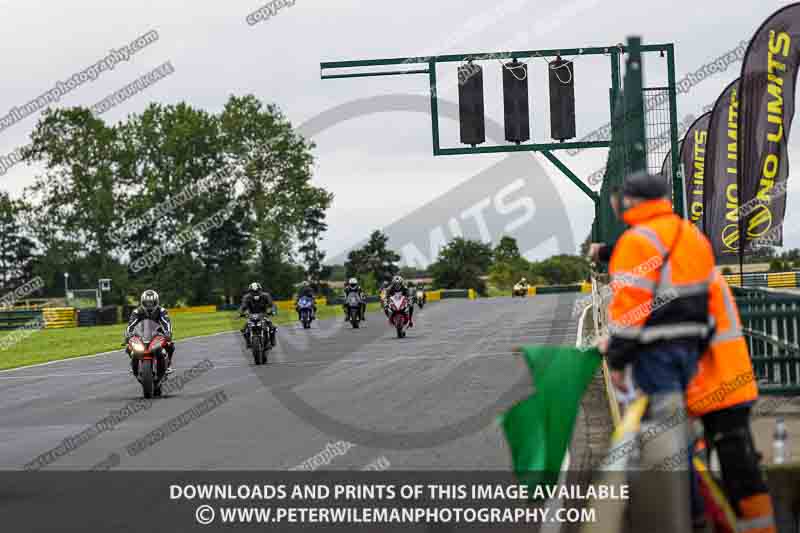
[[343, 277, 367, 321], [384, 275, 414, 327], [295, 281, 317, 321], [125, 290, 175, 374], [239, 282, 275, 348]]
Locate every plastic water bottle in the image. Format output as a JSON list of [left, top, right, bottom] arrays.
[[773, 417, 789, 464]]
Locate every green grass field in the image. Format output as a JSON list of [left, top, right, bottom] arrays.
[[0, 303, 383, 371], [486, 285, 512, 298]]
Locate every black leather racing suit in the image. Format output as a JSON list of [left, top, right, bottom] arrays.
[[125, 306, 175, 371], [343, 285, 367, 320], [239, 291, 275, 345]]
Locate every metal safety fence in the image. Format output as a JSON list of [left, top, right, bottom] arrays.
[[734, 287, 800, 394]]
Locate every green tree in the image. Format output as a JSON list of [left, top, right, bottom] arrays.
[[0, 192, 37, 292], [115, 102, 230, 305], [220, 95, 329, 248], [327, 264, 346, 282], [201, 202, 254, 305], [345, 230, 400, 285], [530, 255, 590, 285], [430, 238, 493, 295], [23, 108, 123, 286], [579, 232, 592, 257], [488, 256, 538, 290], [22, 95, 333, 306], [255, 240, 305, 300], [298, 201, 334, 288], [493, 236, 521, 264], [360, 272, 378, 295], [769, 259, 788, 273]]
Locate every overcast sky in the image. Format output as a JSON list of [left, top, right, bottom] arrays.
[[0, 0, 797, 261]]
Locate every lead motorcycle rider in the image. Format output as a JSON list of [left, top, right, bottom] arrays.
[[239, 282, 275, 348], [384, 275, 414, 328], [124, 290, 175, 374], [342, 277, 367, 321]]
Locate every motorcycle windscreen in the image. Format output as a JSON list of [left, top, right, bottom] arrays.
[[132, 319, 163, 343]]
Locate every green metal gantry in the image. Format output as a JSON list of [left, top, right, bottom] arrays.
[[320, 38, 684, 242]]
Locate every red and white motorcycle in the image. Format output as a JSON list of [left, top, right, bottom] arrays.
[[387, 293, 412, 338]]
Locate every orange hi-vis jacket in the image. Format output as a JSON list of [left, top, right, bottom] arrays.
[[607, 199, 716, 370], [686, 271, 758, 418]]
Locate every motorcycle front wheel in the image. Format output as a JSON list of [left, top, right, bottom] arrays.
[[252, 335, 264, 365], [140, 359, 154, 399]]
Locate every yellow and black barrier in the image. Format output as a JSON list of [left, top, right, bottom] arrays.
[[43, 307, 77, 329], [167, 305, 218, 314], [723, 271, 800, 289], [521, 282, 590, 296], [425, 290, 442, 302]]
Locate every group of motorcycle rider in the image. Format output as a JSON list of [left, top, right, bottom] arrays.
[[123, 275, 422, 375]]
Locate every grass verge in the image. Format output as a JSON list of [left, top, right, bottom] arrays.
[[0, 303, 383, 371]]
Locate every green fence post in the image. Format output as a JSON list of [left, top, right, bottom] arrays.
[[666, 44, 684, 218]]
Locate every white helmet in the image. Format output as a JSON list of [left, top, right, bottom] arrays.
[[141, 289, 159, 311], [249, 282, 262, 293]]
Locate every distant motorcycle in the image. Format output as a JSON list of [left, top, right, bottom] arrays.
[[387, 292, 411, 338], [345, 292, 362, 329], [245, 312, 275, 365], [415, 287, 426, 309], [126, 319, 169, 399], [512, 283, 529, 297], [298, 296, 315, 329]]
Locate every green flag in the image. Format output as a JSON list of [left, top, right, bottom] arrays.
[[499, 345, 602, 489]]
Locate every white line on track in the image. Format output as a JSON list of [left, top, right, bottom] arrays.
[[0, 347, 558, 380], [0, 330, 236, 375]]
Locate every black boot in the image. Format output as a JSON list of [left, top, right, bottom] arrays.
[[166, 345, 175, 374]]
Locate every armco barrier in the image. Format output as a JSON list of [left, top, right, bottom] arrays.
[[96, 306, 120, 326], [0, 310, 44, 331], [723, 271, 800, 289], [43, 307, 77, 329], [517, 284, 588, 297], [77, 309, 97, 327], [535, 284, 584, 295], [440, 289, 469, 299]]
